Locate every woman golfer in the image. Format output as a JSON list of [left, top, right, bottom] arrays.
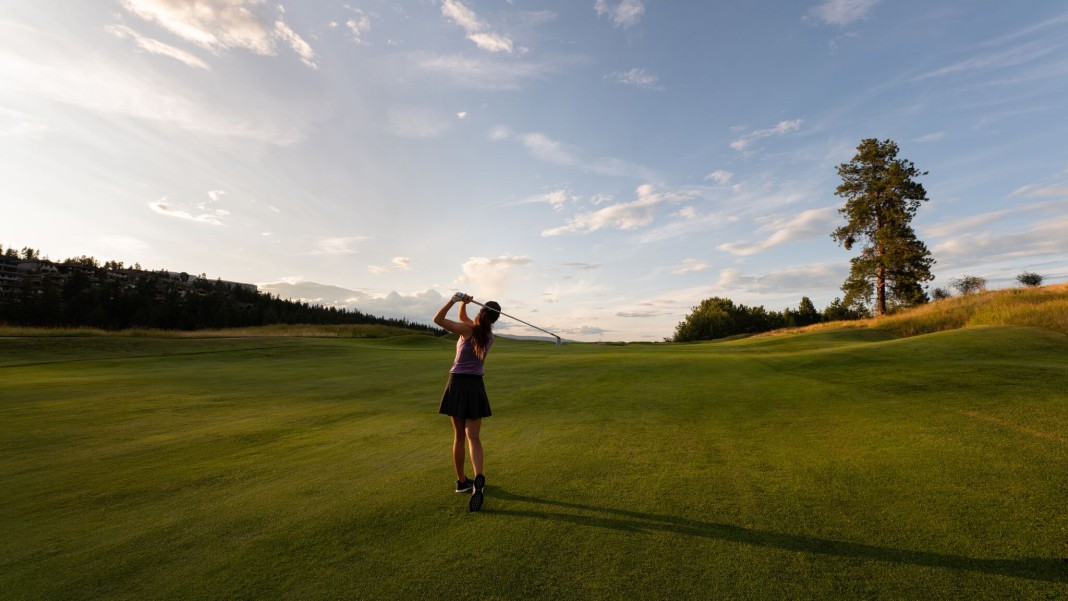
[[433, 292, 500, 512]]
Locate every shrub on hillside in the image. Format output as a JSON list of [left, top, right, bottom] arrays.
[[950, 275, 987, 296], [1016, 272, 1043, 287], [931, 287, 951, 300]]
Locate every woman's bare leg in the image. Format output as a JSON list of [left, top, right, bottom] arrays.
[[451, 417, 467, 481], [465, 418, 483, 477]]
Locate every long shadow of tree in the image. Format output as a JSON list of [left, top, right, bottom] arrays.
[[487, 489, 1066, 584]]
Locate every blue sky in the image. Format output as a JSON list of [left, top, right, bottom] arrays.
[[2, 1, 1067, 341]]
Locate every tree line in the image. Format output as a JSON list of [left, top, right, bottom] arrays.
[[0, 245, 439, 334], [672, 296, 864, 342]]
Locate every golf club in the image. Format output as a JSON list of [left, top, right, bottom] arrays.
[[459, 294, 562, 348]]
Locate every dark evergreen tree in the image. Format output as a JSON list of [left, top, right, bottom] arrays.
[[831, 138, 935, 316]]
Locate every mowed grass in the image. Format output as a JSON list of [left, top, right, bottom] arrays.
[[1, 326, 1067, 600]]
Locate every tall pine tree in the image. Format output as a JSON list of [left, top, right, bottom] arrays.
[[831, 138, 935, 316]]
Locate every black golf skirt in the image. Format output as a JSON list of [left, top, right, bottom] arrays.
[[438, 373, 492, 419]]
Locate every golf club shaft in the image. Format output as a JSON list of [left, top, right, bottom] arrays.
[[468, 299, 562, 346]]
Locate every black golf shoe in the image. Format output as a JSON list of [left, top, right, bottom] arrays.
[[468, 474, 486, 512]]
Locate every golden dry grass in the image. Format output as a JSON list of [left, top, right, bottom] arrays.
[[763, 283, 1068, 339]]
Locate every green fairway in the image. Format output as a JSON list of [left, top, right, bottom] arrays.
[[1, 327, 1066, 599]]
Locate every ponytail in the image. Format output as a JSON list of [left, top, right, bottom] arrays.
[[471, 301, 500, 360]]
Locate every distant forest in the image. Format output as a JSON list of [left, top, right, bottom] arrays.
[[0, 244, 440, 334]]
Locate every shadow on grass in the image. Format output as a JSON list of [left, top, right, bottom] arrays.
[[486, 488, 1066, 584]]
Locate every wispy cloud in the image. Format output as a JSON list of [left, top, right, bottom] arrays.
[[913, 39, 1058, 82], [344, 8, 372, 45], [595, 0, 645, 29], [932, 213, 1068, 267], [273, 20, 317, 69], [369, 257, 413, 274], [0, 106, 48, 137], [704, 170, 734, 184], [520, 189, 577, 211], [148, 197, 230, 225], [441, 0, 514, 53], [457, 255, 533, 298], [416, 53, 553, 90], [673, 258, 711, 275], [1010, 185, 1068, 198], [494, 128, 655, 179], [99, 235, 150, 253], [542, 184, 698, 236], [718, 207, 838, 256], [715, 262, 846, 295], [105, 24, 210, 70], [807, 0, 881, 26], [913, 131, 946, 143], [386, 106, 452, 138], [520, 132, 581, 165], [118, 0, 317, 68], [2, 22, 303, 143], [730, 119, 803, 152], [606, 68, 664, 90], [311, 237, 369, 255]]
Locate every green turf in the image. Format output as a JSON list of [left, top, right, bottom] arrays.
[[1, 328, 1066, 600]]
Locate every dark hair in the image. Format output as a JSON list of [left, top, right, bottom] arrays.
[[472, 301, 500, 360]]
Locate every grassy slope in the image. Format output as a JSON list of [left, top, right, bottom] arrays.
[[1, 307, 1067, 599]]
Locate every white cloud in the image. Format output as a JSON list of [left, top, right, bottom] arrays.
[[607, 68, 663, 90], [273, 20, 317, 69], [542, 184, 698, 236], [105, 24, 210, 70], [675, 207, 698, 220], [522, 189, 575, 211], [716, 262, 846, 295], [457, 255, 534, 298], [718, 207, 838, 256], [0, 106, 48, 137], [932, 214, 1068, 267], [704, 170, 734, 184], [493, 129, 655, 179], [148, 198, 229, 225], [99, 235, 150, 253], [2, 22, 303, 144], [674, 259, 711, 275], [258, 277, 371, 307], [416, 53, 552, 90], [311, 237, 369, 255], [595, 0, 645, 29], [118, 0, 317, 68], [924, 210, 1011, 239], [807, 0, 881, 26], [520, 132, 580, 165], [369, 257, 414, 274], [386, 106, 451, 138], [913, 131, 946, 143], [457, 111, 468, 119], [1009, 184, 1068, 198], [345, 10, 372, 45], [730, 119, 803, 151], [913, 39, 1058, 82], [441, 0, 514, 53]]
